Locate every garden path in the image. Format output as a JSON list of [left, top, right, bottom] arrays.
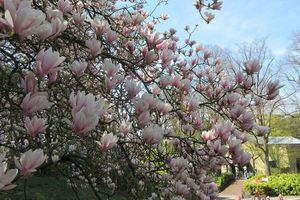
[[218, 179, 244, 199]]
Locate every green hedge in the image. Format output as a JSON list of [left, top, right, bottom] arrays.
[[215, 172, 235, 191], [244, 173, 300, 196]]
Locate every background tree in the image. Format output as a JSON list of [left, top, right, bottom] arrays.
[[270, 114, 300, 138], [285, 31, 300, 118], [222, 39, 284, 175]]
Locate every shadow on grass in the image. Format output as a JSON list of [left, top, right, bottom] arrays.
[[0, 175, 128, 200]]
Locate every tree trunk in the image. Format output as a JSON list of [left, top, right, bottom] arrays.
[[230, 164, 236, 176], [263, 138, 271, 175]]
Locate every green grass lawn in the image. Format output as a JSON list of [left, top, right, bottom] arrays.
[[0, 175, 128, 200]]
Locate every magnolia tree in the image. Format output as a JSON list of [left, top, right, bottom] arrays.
[[0, 0, 280, 199]]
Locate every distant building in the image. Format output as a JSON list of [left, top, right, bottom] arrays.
[[245, 136, 300, 174]]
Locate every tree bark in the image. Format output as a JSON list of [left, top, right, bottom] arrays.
[[263, 138, 271, 175]]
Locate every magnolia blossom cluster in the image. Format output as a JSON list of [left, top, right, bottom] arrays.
[[0, 149, 46, 190], [0, 0, 68, 39], [0, 0, 281, 199], [67, 91, 107, 135], [20, 47, 65, 139], [14, 149, 46, 176]]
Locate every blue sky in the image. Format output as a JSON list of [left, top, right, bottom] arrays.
[[146, 0, 300, 58]]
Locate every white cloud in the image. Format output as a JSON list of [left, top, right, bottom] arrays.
[[272, 48, 287, 57]]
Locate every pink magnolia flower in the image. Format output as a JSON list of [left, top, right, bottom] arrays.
[[68, 109, 99, 134], [237, 132, 248, 143], [142, 124, 163, 145], [50, 18, 67, 38], [211, 1, 223, 10], [175, 181, 190, 196], [192, 116, 202, 129], [229, 105, 245, 119], [36, 47, 65, 76], [203, 49, 212, 59], [57, 0, 72, 14], [185, 97, 198, 112], [214, 121, 233, 141], [236, 151, 251, 166], [21, 72, 38, 94], [244, 60, 260, 75], [160, 49, 173, 66], [147, 32, 163, 47], [202, 130, 218, 141], [125, 80, 141, 99], [235, 71, 244, 84], [266, 80, 282, 100], [104, 77, 118, 92], [186, 178, 199, 191], [172, 75, 181, 88], [144, 50, 158, 65], [0, 156, 18, 191], [46, 8, 63, 21], [254, 96, 263, 106], [256, 125, 269, 136], [14, 149, 46, 176], [69, 60, 88, 77], [138, 111, 151, 128], [228, 136, 242, 154], [190, 58, 198, 67], [196, 71, 204, 79], [141, 94, 159, 110], [238, 112, 255, 130], [156, 102, 172, 115], [208, 139, 228, 156], [170, 157, 189, 171], [221, 76, 233, 91], [160, 75, 172, 88], [223, 93, 239, 105], [104, 30, 118, 44], [24, 116, 47, 139], [206, 182, 218, 194], [68, 91, 106, 134], [197, 192, 209, 200], [179, 79, 191, 93], [131, 13, 145, 26], [96, 133, 119, 151], [72, 12, 85, 25], [91, 19, 110, 36], [135, 100, 149, 113], [102, 59, 118, 77], [85, 39, 103, 57], [126, 41, 135, 52], [195, 44, 203, 53], [69, 91, 106, 115], [21, 92, 52, 116], [0, 0, 45, 38], [243, 76, 253, 90], [35, 22, 53, 40], [156, 39, 170, 50], [204, 12, 215, 23], [119, 119, 132, 136]]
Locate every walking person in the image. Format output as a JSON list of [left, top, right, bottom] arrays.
[[278, 192, 284, 200], [254, 189, 262, 200]]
